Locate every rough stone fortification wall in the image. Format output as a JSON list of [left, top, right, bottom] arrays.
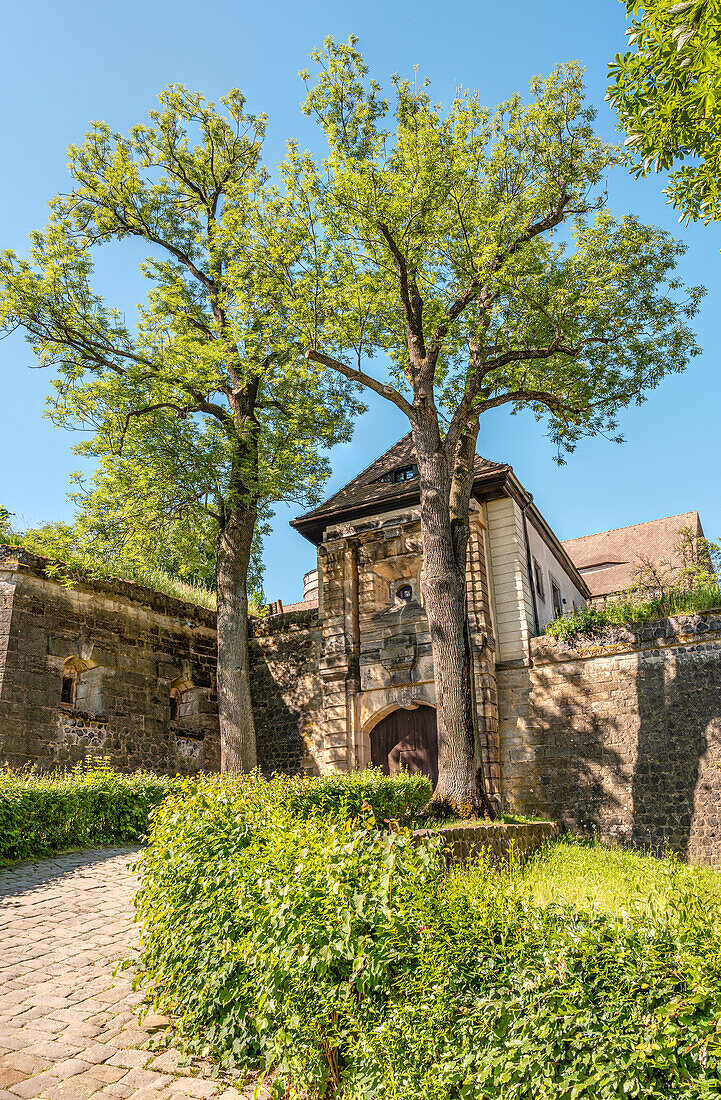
[[414, 820, 561, 866], [0, 547, 323, 777], [499, 612, 721, 864], [249, 607, 323, 776], [0, 547, 220, 773]]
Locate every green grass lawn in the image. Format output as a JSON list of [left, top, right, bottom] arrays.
[[516, 835, 721, 916]]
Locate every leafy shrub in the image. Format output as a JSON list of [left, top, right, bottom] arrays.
[[0, 762, 179, 861], [134, 779, 721, 1098], [285, 767, 431, 825], [544, 584, 721, 641], [134, 773, 444, 1093]]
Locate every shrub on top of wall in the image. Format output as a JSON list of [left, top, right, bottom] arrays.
[[285, 768, 432, 825], [0, 762, 179, 862]]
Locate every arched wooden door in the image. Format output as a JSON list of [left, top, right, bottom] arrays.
[[370, 705, 438, 787]]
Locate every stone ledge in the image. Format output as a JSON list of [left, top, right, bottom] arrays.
[[0, 545, 319, 639], [250, 606, 319, 637], [414, 820, 560, 864], [532, 610, 721, 666]]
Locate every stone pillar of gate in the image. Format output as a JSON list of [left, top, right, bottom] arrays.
[[317, 537, 360, 772], [467, 504, 501, 805]]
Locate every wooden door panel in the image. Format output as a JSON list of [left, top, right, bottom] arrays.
[[370, 706, 438, 787]]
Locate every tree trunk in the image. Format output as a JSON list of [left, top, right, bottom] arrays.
[[215, 501, 257, 774], [413, 419, 494, 815]]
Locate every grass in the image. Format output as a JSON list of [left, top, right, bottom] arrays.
[[2, 539, 219, 611], [103, 560, 218, 610], [516, 835, 721, 916], [544, 581, 721, 641]]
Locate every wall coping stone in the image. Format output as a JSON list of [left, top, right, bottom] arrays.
[[414, 819, 560, 864], [250, 607, 319, 637], [0, 545, 316, 638], [531, 610, 721, 666]]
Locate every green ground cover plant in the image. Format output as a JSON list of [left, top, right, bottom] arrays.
[[285, 768, 431, 825], [0, 762, 179, 862], [543, 583, 721, 641], [518, 835, 721, 916], [133, 775, 721, 1099]]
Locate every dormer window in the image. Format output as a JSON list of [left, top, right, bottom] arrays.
[[378, 464, 418, 485]]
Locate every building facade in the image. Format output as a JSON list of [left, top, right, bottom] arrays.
[[290, 434, 587, 794], [0, 434, 587, 784], [3, 435, 718, 864]]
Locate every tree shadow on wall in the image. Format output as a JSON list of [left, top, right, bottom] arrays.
[[530, 662, 629, 843], [249, 637, 322, 778], [631, 649, 710, 859]]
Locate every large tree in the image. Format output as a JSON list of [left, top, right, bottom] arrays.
[[0, 86, 358, 771], [275, 40, 702, 811], [607, 0, 721, 227]]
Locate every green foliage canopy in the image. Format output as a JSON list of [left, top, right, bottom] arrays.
[[0, 85, 360, 585], [0, 763, 179, 862], [281, 41, 703, 460], [608, 0, 721, 226]]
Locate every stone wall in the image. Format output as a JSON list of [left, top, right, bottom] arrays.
[[0, 548, 220, 774], [500, 612, 721, 864], [415, 820, 561, 866], [250, 607, 323, 776], [0, 548, 323, 777]]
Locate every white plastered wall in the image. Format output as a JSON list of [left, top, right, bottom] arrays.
[[485, 496, 587, 662], [485, 497, 534, 664], [525, 519, 587, 631]]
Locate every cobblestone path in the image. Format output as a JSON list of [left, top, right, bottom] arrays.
[[0, 849, 256, 1100]]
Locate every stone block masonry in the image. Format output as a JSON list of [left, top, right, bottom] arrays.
[[249, 606, 323, 776], [0, 547, 324, 777], [414, 820, 561, 866], [499, 611, 721, 865], [0, 547, 221, 774]]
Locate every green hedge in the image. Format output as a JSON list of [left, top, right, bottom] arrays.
[[285, 767, 431, 824], [0, 765, 178, 862], [0, 765, 430, 864], [134, 775, 721, 1098]]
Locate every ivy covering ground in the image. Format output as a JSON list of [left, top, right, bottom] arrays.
[[133, 774, 721, 1099]]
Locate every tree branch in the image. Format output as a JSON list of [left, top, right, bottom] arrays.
[[305, 348, 416, 420]]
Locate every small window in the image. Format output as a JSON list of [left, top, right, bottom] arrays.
[[397, 584, 413, 601], [378, 464, 419, 485], [551, 578, 563, 619], [393, 465, 417, 483], [533, 559, 545, 601], [170, 682, 202, 735], [60, 671, 76, 708]]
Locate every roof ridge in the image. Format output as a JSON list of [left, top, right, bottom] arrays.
[[562, 511, 699, 545]]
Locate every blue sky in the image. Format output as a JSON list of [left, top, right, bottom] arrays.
[[1, 0, 719, 604]]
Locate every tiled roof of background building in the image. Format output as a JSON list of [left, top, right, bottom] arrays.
[[562, 511, 703, 599]]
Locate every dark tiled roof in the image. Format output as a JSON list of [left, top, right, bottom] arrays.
[[562, 512, 703, 599], [292, 433, 508, 541]]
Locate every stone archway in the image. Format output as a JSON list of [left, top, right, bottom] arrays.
[[369, 704, 438, 787]]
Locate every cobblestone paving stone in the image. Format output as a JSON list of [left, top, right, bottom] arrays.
[[0, 849, 262, 1100]]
